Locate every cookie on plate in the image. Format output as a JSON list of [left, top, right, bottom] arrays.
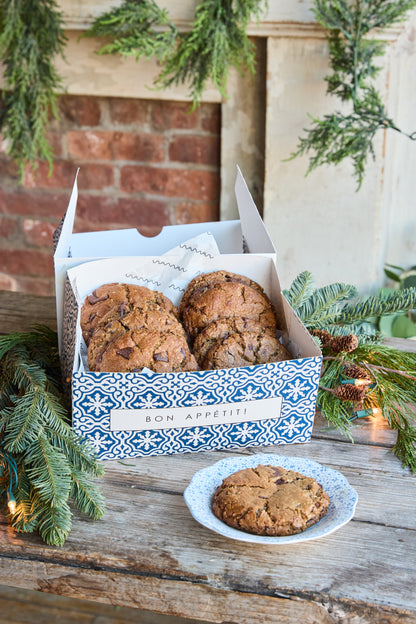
[[88, 328, 198, 373], [181, 281, 277, 340], [212, 464, 330, 536]]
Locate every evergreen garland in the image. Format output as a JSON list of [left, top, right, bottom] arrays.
[[0, 326, 105, 546], [290, 0, 416, 188], [81, 0, 177, 62], [156, 0, 266, 107], [0, 0, 67, 179], [284, 271, 416, 471], [84, 0, 267, 108]]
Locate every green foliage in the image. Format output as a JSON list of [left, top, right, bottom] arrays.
[[156, 0, 266, 107], [0, 326, 105, 546], [287, 271, 416, 470], [289, 0, 416, 188], [82, 0, 177, 61], [0, 0, 67, 179], [85, 0, 267, 108]]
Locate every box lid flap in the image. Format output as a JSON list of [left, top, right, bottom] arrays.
[[235, 166, 276, 254], [54, 169, 79, 259]]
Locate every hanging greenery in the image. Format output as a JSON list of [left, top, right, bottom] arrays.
[[289, 0, 416, 189], [1, 0, 415, 182], [83, 0, 267, 109], [284, 271, 416, 471], [0, 0, 67, 179], [0, 326, 105, 546], [81, 0, 178, 62]]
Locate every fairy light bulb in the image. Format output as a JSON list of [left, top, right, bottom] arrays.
[[6, 491, 16, 514]]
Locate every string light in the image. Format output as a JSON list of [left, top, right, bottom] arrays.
[[339, 376, 374, 388], [0, 442, 18, 516]]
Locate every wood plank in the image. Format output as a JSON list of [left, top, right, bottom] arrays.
[[1, 439, 415, 612], [0, 291, 57, 333], [1, 555, 415, 624], [1, 509, 415, 617], [0, 585, 205, 624]]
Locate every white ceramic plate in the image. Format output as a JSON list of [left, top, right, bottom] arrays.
[[184, 453, 358, 544]]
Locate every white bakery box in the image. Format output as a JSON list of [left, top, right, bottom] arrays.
[[54, 167, 322, 460]]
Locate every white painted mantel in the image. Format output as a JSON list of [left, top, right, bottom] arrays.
[[28, 2, 416, 290]]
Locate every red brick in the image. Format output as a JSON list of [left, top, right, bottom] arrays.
[[0, 249, 53, 277], [59, 95, 101, 126], [0, 156, 19, 182], [174, 201, 219, 224], [0, 216, 19, 239], [23, 160, 79, 189], [200, 104, 221, 134], [75, 195, 170, 228], [46, 131, 63, 158], [109, 98, 150, 125], [77, 164, 114, 191], [0, 190, 68, 218], [152, 102, 197, 130], [68, 131, 113, 160], [112, 133, 165, 162], [117, 197, 170, 227], [120, 166, 219, 200], [169, 135, 220, 166], [22, 219, 58, 247]]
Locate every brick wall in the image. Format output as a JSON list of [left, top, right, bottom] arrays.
[[0, 96, 221, 295]]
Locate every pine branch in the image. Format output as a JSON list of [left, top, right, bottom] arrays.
[[334, 287, 416, 325], [86, 0, 267, 108], [296, 282, 358, 327], [290, 0, 416, 188], [0, 327, 105, 545], [282, 270, 316, 310], [156, 0, 266, 106], [0, 0, 67, 179], [286, 270, 416, 470], [83, 0, 178, 61]]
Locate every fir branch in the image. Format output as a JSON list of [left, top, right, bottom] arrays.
[[296, 282, 358, 327], [289, 0, 416, 188], [156, 0, 266, 107], [83, 0, 177, 61], [0, 327, 105, 546], [0, 0, 67, 179], [334, 287, 416, 325], [282, 270, 316, 310]]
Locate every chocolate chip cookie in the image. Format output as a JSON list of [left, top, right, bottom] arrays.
[[181, 281, 277, 340], [88, 328, 198, 373], [179, 270, 268, 318], [192, 317, 287, 369], [212, 464, 330, 536], [81, 283, 177, 345], [200, 331, 291, 370]]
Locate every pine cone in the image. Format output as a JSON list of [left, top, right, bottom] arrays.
[[334, 383, 367, 402], [330, 333, 359, 354], [310, 329, 333, 348], [343, 362, 371, 381]]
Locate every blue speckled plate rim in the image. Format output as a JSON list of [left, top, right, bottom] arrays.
[[183, 453, 358, 544]]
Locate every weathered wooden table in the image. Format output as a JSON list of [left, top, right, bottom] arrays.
[[1, 290, 416, 624]]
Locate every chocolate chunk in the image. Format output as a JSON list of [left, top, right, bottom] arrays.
[[116, 347, 134, 359], [154, 351, 169, 362], [87, 293, 109, 305]]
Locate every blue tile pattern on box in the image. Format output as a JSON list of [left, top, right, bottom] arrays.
[[72, 357, 322, 459]]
